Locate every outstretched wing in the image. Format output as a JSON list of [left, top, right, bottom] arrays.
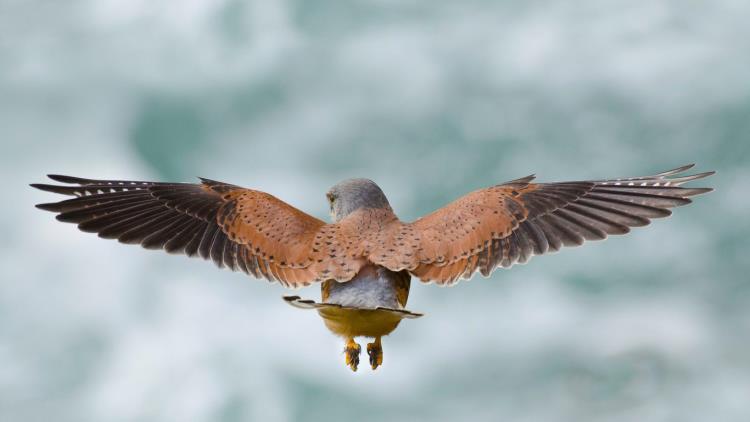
[[399, 164, 714, 285], [32, 175, 334, 287]]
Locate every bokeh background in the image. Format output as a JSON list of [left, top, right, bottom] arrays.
[[2, 1, 749, 421]]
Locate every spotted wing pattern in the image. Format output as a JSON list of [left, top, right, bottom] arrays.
[[388, 164, 713, 285], [220, 190, 379, 282], [32, 175, 332, 287], [32, 164, 714, 288]]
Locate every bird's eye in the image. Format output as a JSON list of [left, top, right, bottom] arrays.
[[326, 192, 335, 202]]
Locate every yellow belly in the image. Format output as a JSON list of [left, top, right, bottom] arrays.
[[317, 306, 404, 338]]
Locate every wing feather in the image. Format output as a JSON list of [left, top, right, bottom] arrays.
[[33, 166, 714, 287], [32, 175, 333, 288], [402, 165, 714, 284]]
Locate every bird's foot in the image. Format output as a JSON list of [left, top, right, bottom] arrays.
[[367, 337, 383, 370], [344, 338, 361, 372]]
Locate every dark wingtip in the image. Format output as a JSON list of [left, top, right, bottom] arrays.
[[35, 202, 60, 212], [30, 183, 61, 193], [683, 187, 714, 196], [657, 164, 695, 176], [47, 174, 85, 184], [29, 183, 80, 195], [692, 170, 716, 179], [669, 170, 716, 186]]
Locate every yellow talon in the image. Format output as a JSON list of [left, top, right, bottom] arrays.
[[344, 338, 361, 372], [367, 337, 383, 370]]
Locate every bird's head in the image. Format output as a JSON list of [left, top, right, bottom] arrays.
[[326, 178, 392, 222]]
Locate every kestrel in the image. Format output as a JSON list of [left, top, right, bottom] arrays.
[[32, 164, 713, 371]]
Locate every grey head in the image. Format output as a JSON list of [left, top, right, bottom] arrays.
[[326, 178, 392, 222]]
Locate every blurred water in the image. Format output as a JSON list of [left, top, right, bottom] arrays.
[[2, 1, 750, 421]]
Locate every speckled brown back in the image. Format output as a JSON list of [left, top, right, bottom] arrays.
[[33, 165, 713, 288]]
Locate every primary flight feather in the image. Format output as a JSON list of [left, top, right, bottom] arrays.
[[32, 164, 714, 371]]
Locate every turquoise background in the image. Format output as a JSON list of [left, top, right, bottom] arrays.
[[2, 1, 749, 421]]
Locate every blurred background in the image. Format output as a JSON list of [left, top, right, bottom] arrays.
[[2, 0, 749, 421]]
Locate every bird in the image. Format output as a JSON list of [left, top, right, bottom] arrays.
[[31, 164, 714, 371]]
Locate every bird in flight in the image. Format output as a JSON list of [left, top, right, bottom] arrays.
[[32, 164, 713, 371]]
